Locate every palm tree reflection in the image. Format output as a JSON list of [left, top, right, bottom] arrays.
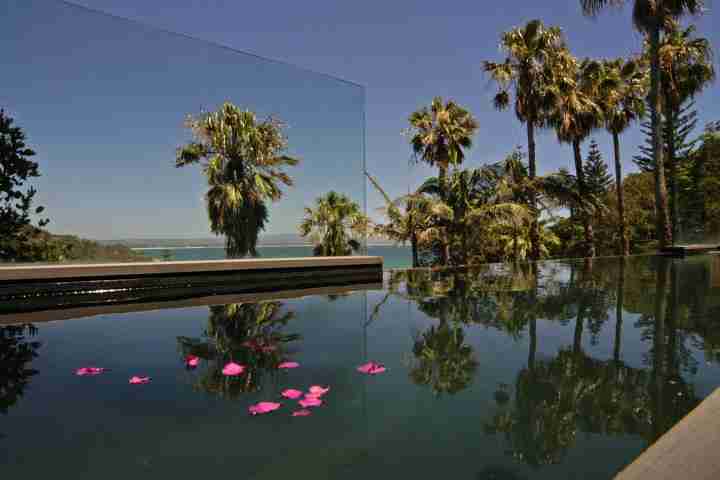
[[177, 302, 299, 399], [410, 322, 478, 396]]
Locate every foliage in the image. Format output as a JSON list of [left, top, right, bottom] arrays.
[[177, 103, 298, 257], [0, 110, 49, 261], [299, 191, 369, 256]]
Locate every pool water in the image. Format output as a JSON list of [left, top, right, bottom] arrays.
[[2, 255, 720, 479]]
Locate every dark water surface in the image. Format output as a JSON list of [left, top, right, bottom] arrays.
[[2, 255, 720, 479]]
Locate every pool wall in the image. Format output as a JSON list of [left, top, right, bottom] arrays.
[[0, 257, 383, 315]]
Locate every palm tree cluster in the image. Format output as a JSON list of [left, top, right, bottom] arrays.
[[368, 8, 715, 266], [175, 3, 715, 265]]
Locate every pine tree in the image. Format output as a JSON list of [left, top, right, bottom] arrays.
[[0, 110, 48, 261], [633, 99, 698, 173], [584, 140, 612, 198]]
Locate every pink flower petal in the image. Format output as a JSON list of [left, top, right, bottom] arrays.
[[299, 396, 323, 408], [278, 361, 299, 369], [75, 367, 106, 376], [222, 362, 246, 376], [248, 401, 282, 415], [185, 355, 200, 368], [292, 409, 312, 417], [281, 389, 304, 399], [129, 376, 151, 384], [308, 385, 330, 397], [357, 362, 386, 375]]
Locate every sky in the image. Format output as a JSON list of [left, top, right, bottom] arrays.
[[3, 0, 719, 240]]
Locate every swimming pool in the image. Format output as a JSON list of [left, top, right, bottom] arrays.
[[2, 255, 719, 479]]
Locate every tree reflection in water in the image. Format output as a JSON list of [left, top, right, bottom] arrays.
[[1, 324, 41, 439], [484, 257, 701, 469], [375, 256, 715, 470], [177, 302, 299, 399], [410, 322, 478, 396]]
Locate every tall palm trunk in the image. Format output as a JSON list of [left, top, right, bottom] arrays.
[[612, 132, 630, 256], [652, 258, 670, 442], [528, 263, 539, 373], [665, 105, 680, 242], [573, 301, 586, 356], [614, 257, 625, 363], [650, 26, 673, 249], [573, 139, 596, 258], [667, 261, 679, 377], [438, 165, 450, 265], [527, 122, 540, 261], [411, 232, 419, 268]]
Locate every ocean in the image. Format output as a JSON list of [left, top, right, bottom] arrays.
[[135, 244, 412, 269]]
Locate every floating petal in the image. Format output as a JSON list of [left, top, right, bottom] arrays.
[[281, 389, 304, 399], [129, 376, 151, 384], [75, 367, 106, 376], [278, 361, 299, 369], [249, 402, 282, 415], [292, 409, 312, 417], [299, 397, 323, 408], [308, 385, 330, 397], [222, 362, 245, 376], [357, 362, 386, 375]]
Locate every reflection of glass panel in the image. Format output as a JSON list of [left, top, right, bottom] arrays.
[[0, 0, 364, 263]]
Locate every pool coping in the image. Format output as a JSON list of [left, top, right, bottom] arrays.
[[0, 256, 382, 282], [616, 387, 720, 479]]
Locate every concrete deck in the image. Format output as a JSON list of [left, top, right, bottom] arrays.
[[616, 387, 720, 479]]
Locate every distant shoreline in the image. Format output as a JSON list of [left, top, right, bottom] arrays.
[[132, 244, 312, 250], [132, 243, 398, 250]]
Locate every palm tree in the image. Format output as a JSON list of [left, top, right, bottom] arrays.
[[299, 191, 369, 256], [420, 168, 533, 265], [176, 103, 298, 257], [655, 21, 715, 238], [547, 53, 604, 258], [365, 171, 443, 268], [407, 97, 478, 264], [590, 58, 648, 256], [483, 20, 566, 261], [489, 150, 561, 261], [580, 0, 706, 249]]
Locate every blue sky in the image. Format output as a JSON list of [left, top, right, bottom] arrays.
[[3, 0, 719, 239]]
